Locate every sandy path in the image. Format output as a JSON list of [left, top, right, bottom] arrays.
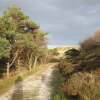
[[0, 63, 55, 100]]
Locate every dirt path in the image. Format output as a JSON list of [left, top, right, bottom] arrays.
[[0, 63, 56, 100]]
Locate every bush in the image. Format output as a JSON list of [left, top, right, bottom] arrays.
[[49, 48, 59, 56], [57, 30, 100, 100], [58, 60, 75, 77], [62, 72, 100, 100], [64, 48, 80, 63]]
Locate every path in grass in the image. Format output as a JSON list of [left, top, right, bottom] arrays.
[[0, 63, 56, 100]]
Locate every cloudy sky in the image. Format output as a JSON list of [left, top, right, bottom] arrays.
[[0, 0, 100, 47]]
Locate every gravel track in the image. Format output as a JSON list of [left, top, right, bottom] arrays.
[[0, 64, 55, 100]]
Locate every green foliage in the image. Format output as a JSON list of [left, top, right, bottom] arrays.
[[4, 6, 28, 20], [0, 38, 10, 59], [51, 68, 67, 100], [65, 48, 80, 63], [0, 6, 47, 77], [49, 48, 59, 56], [65, 49, 80, 57]]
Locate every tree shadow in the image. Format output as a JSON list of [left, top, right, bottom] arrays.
[[11, 76, 23, 100], [50, 67, 78, 100], [50, 67, 66, 100]]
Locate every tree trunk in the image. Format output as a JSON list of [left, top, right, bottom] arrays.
[[6, 62, 10, 78], [33, 56, 38, 69], [45, 55, 48, 63], [6, 50, 19, 78], [40, 58, 43, 64], [29, 54, 33, 72], [17, 59, 21, 73]]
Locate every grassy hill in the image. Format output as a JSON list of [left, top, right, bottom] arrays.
[[56, 45, 79, 57]]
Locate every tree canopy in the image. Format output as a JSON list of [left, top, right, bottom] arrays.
[[0, 6, 47, 77]]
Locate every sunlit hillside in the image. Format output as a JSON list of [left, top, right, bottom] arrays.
[[56, 45, 80, 57]]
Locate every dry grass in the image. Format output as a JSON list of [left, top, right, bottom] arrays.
[[62, 72, 100, 100], [0, 63, 52, 95]]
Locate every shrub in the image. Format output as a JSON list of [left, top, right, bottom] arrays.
[[63, 72, 100, 100], [80, 31, 100, 70], [64, 48, 80, 63], [58, 30, 100, 100], [58, 60, 75, 77]]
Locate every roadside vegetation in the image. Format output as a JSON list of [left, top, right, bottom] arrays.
[[0, 6, 49, 94], [48, 48, 60, 62], [0, 63, 50, 95], [57, 31, 100, 100], [51, 66, 67, 100]]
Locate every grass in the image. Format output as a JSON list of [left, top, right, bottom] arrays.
[[51, 66, 78, 100], [0, 63, 52, 95], [50, 67, 67, 100]]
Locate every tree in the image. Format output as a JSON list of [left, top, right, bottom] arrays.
[[80, 31, 100, 70], [49, 48, 59, 56], [65, 48, 80, 63], [0, 38, 10, 59], [0, 6, 47, 77]]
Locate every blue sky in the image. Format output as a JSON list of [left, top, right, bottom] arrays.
[[0, 0, 100, 47]]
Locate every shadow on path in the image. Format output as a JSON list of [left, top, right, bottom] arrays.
[[11, 76, 23, 100], [50, 66, 66, 100], [50, 66, 78, 100]]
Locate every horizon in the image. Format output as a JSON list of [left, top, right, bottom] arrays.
[[48, 44, 80, 49]]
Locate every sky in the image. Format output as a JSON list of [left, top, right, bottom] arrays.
[[0, 0, 100, 47]]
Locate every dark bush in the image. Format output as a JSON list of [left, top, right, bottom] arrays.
[[64, 48, 80, 63]]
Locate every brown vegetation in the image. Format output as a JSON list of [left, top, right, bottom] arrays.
[[58, 31, 100, 100]]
